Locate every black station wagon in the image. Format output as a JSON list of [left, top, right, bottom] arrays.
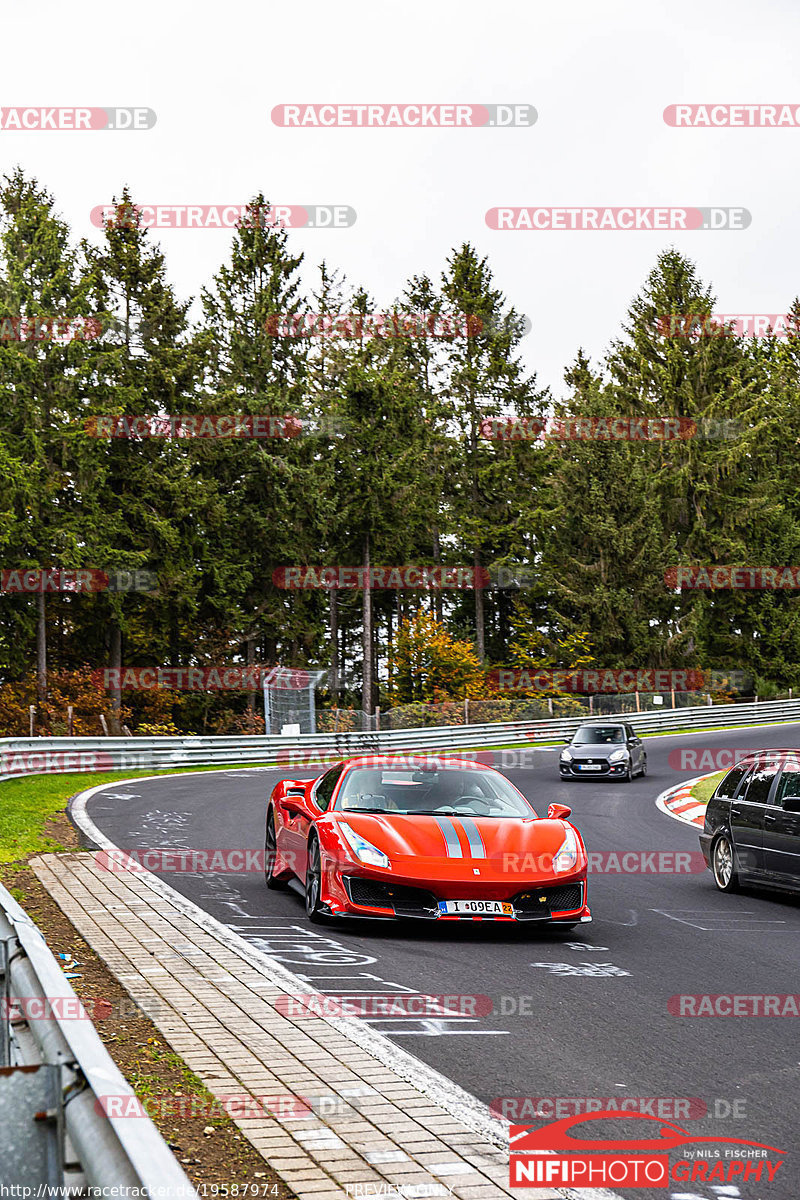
[[699, 750, 800, 893]]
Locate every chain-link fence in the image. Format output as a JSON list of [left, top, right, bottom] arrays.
[[315, 708, 379, 733], [316, 690, 750, 732]]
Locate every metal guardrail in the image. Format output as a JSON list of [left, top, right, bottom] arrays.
[[0, 879, 197, 1193], [0, 697, 799, 780]]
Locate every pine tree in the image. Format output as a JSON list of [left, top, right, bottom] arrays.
[[439, 243, 547, 660], [0, 169, 97, 700]]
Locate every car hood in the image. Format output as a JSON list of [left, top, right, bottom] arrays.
[[333, 813, 579, 882], [567, 743, 626, 759]]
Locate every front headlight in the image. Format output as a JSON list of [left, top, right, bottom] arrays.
[[553, 827, 579, 873], [560, 749, 573, 762], [339, 821, 390, 868], [608, 748, 629, 763]]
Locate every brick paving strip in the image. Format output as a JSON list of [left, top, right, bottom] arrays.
[[30, 852, 562, 1200]]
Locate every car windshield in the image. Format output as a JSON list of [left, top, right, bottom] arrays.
[[574, 726, 625, 745], [335, 765, 536, 817]]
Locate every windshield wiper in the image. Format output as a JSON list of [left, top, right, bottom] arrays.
[[410, 808, 462, 814], [341, 807, 393, 814]]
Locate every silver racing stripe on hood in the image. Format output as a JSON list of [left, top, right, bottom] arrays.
[[433, 816, 463, 858], [457, 816, 487, 859]]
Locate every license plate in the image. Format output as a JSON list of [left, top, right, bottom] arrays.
[[438, 899, 514, 916], [579, 764, 602, 771]]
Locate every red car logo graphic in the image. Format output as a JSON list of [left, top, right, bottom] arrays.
[[510, 1112, 784, 1155]]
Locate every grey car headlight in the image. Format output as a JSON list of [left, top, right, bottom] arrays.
[[560, 749, 573, 762], [608, 748, 629, 763]]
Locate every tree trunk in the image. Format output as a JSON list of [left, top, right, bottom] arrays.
[[432, 527, 442, 621], [470, 395, 485, 660], [340, 620, 347, 699], [387, 603, 394, 703], [474, 549, 485, 661], [373, 606, 379, 711], [329, 590, 339, 696], [362, 532, 373, 714], [245, 635, 256, 713], [36, 592, 47, 705], [110, 623, 122, 715]]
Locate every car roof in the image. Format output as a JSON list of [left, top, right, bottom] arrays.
[[731, 748, 800, 758]]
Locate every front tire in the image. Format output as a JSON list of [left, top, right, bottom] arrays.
[[305, 834, 328, 923], [640, 756, 647, 778], [622, 761, 633, 782], [712, 834, 739, 893]]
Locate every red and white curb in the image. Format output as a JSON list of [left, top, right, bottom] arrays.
[[656, 774, 718, 828]]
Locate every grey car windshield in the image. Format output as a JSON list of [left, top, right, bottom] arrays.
[[574, 727, 625, 745], [336, 766, 536, 817]]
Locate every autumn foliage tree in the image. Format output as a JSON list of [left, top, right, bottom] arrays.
[[389, 608, 486, 703]]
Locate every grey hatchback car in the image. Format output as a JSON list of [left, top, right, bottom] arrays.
[[559, 722, 647, 782]]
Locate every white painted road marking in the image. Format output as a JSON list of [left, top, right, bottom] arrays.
[[652, 908, 797, 932], [530, 961, 631, 977]]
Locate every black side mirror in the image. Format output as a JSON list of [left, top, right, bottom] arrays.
[[782, 795, 800, 813], [564, 737, 572, 744]]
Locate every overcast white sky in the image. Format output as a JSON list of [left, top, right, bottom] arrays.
[[4, 0, 800, 394]]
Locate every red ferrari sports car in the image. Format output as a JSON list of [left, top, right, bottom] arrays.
[[265, 756, 591, 925]]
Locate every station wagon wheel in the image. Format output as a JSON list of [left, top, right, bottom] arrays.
[[265, 810, 288, 890], [712, 834, 739, 893]]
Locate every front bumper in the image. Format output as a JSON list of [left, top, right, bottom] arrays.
[[560, 756, 629, 778], [331, 873, 590, 922]]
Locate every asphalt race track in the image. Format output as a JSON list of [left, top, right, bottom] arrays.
[[82, 723, 800, 1200]]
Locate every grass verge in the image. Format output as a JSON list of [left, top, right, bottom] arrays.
[[0, 768, 293, 1195], [0, 764, 268, 866], [688, 770, 725, 805]]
